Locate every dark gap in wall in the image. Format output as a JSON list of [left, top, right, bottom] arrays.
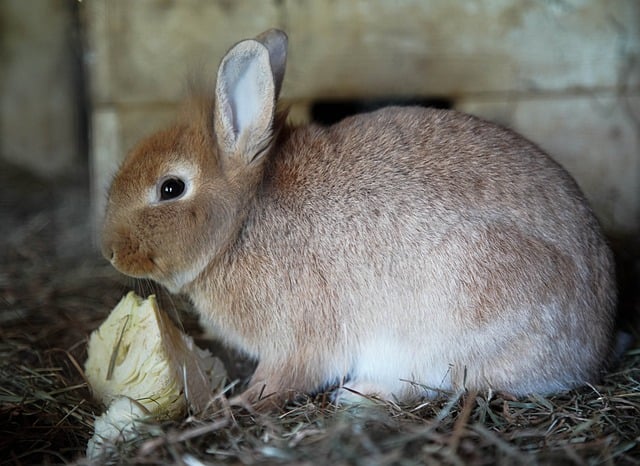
[[310, 97, 453, 126], [70, 0, 90, 164]]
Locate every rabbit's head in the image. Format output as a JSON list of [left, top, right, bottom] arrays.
[[101, 30, 288, 292]]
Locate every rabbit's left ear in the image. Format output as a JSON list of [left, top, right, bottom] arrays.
[[214, 29, 288, 163]]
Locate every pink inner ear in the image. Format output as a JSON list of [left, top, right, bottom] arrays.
[[230, 58, 263, 135]]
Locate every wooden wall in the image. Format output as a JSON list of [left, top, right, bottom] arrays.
[[83, 0, 640, 234]]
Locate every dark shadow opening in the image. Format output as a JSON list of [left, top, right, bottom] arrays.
[[310, 97, 454, 126]]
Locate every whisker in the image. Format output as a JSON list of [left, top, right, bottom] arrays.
[[166, 292, 187, 334], [146, 262, 188, 333]]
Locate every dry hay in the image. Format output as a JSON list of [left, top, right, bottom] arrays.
[[1, 249, 639, 466]]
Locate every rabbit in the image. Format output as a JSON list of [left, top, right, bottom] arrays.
[[101, 29, 617, 409]]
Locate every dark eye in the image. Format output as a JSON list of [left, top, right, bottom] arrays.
[[159, 178, 185, 201]]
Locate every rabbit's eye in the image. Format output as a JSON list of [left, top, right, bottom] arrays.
[[159, 178, 186, 201]]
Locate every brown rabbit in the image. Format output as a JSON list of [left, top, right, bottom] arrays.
[[102, 29, 616, 408]]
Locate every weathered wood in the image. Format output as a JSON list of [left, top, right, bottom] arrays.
[[86, 0, 640, 233]]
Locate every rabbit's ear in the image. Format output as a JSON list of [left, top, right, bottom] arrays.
[[254, 29, 288, 97], [214, 30, 288, 163]]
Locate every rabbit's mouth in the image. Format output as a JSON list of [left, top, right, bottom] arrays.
[[109, 250, 178, 292], [108, 248, 156, 279], [110, 249, 206, 294]]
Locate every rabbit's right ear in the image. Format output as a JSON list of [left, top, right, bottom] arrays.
[[214, 30, 288, 164]]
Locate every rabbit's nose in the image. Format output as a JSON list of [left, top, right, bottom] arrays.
[[102, 244, 115, 263], [100, 236, 116, 263]]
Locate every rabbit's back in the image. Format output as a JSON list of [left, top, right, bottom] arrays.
[[266, 107, 594, 243]]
